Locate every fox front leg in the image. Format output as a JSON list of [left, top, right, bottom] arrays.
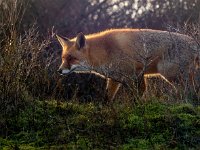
[[105, 78, 121, 101]]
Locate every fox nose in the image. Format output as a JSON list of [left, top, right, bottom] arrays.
[[57, 69, 62, 74]]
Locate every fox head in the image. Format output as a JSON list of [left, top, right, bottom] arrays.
[[56, 33, 90, 75]]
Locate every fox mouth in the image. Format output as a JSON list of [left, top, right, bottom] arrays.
[[59, 68, 76, 75], [58, 65, 90, 75]]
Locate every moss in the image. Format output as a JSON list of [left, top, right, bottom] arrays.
[[122, 138, 150, 150], [170, 103, 197, 115], [1, 100, 200, 149]]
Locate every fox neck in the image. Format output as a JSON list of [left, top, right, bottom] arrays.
[[86, 39, 110, 67]]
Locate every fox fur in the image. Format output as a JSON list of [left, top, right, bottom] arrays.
[[56, 28, 199, 101]]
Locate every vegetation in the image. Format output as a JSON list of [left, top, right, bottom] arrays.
[[1, 100, 200, 149], [0, 0, 200, 149]]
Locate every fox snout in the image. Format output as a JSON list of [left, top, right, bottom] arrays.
[[57, 66, 71, 75], [57, 68, 71, 75], [57, 63, 78, 75], [57, 63, 90, 75]]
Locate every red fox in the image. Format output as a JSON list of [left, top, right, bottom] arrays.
[[56, 28, 199, 101]]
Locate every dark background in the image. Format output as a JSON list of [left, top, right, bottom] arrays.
[[21, 0, 200, 37]]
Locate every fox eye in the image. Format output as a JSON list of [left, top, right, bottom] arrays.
[[68, 55, 76, 61]]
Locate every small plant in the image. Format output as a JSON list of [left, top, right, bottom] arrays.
[[0, 0, 57, 138]]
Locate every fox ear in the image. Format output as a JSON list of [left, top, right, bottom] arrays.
[[75, 32, 86, 50], [56, 35, 70, 49]]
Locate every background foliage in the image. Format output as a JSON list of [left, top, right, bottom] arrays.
[[21, 0, 200, 36]]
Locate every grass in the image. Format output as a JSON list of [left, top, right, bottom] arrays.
[[0, 99, 199, 149]]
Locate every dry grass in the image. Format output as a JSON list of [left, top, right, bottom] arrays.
[[0, 0, 53, 124]]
